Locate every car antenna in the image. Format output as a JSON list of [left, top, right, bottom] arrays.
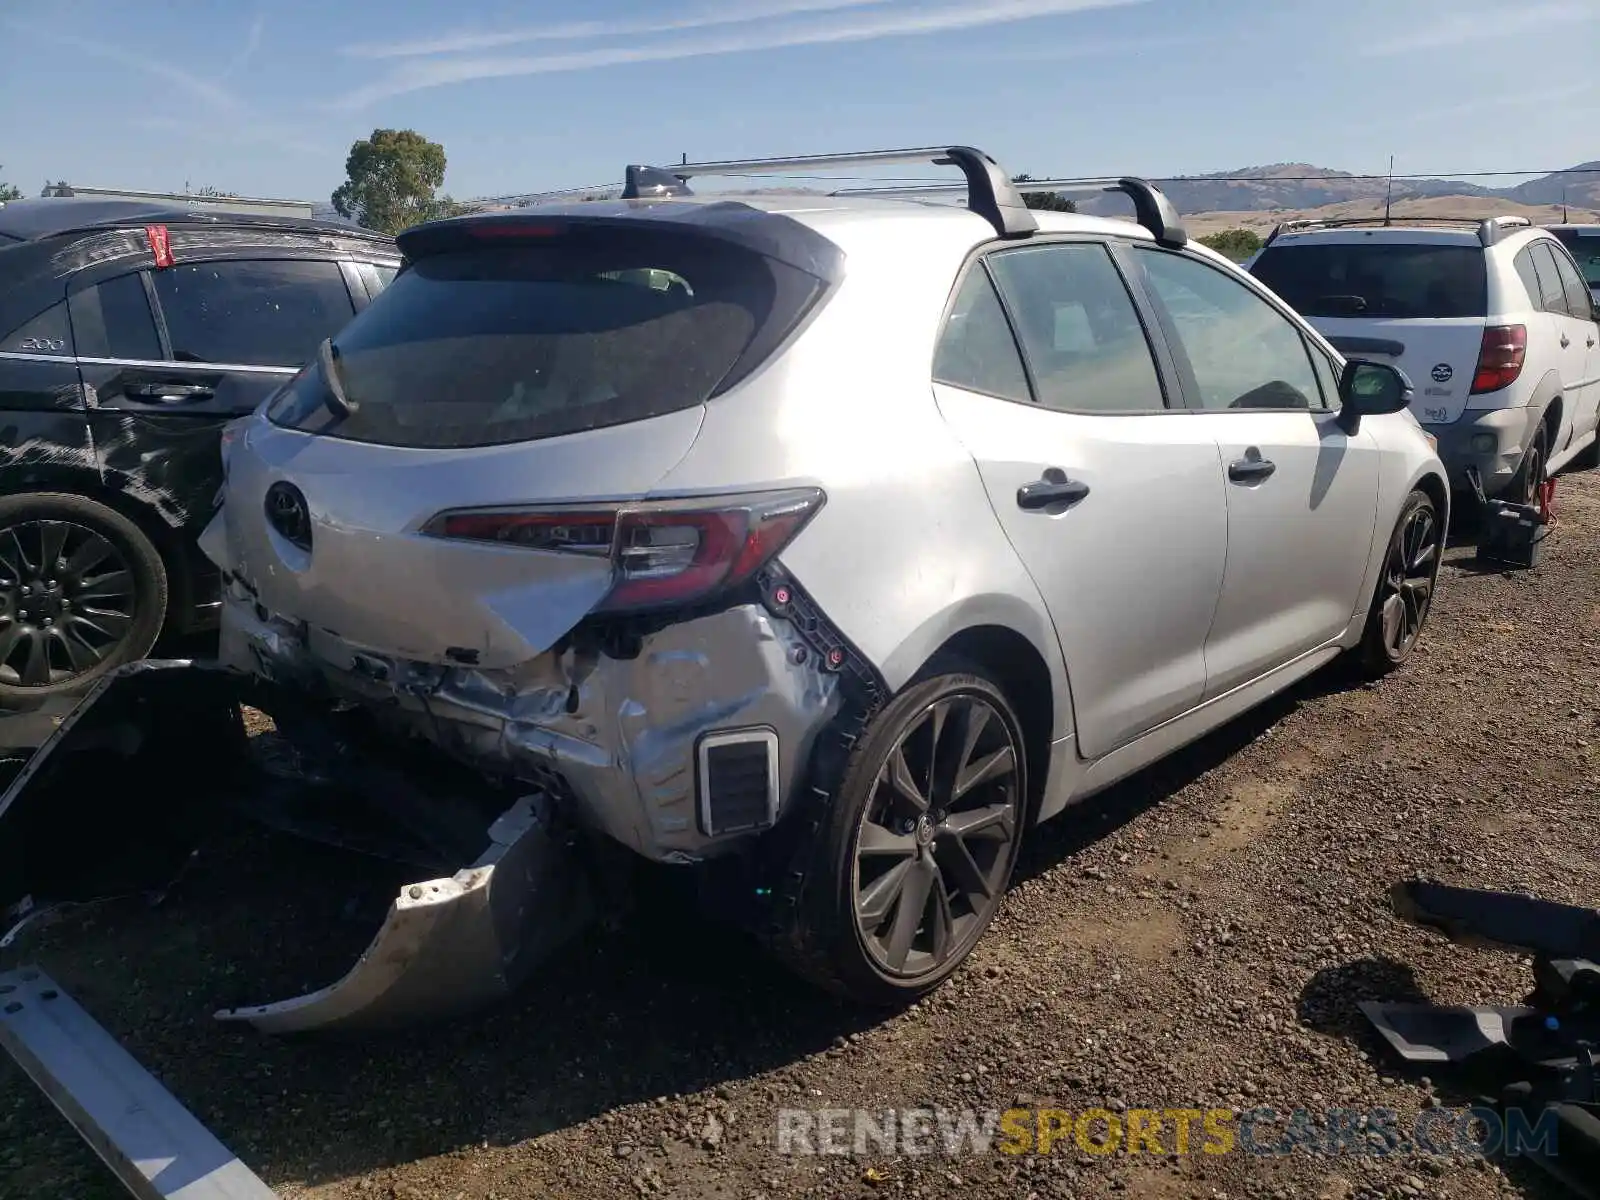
[[317, 337, 356, 419], [1382, 155, 1394, 227]]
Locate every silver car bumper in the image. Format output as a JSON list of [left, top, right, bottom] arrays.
[[219, 584, 844, 864], [1423, 407, 1542, 497]]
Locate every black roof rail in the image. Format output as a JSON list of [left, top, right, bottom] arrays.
[[833, 174, 1187, 249], [1478, 215, 1532, 247], [1261, 214, 1536, 249], [632, 146, 1039, 238], [622, 166, 692, 200]]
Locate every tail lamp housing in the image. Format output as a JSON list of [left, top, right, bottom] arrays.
[[421, 488, 826, 613], [1469, 325, 1527, 395]]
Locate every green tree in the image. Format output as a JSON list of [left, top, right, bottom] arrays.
[[331, 129, 463, 234], [1015, 174, 1077, 213], [0, 167, 22, 203], [1198, 228, 1263, 263]]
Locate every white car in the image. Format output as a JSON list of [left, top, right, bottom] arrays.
[[1250, 217, 1600, 501]]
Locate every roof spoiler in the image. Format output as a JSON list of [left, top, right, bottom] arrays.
[[1262, 214, 1534, 249], [622, 146, 1040, 238]]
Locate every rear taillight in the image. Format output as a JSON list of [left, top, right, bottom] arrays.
[[1470, 325, 1527, 394], [422, 489, 825, 613]]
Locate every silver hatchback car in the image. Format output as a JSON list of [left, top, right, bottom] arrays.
[[189, 146, 1448, 1028]]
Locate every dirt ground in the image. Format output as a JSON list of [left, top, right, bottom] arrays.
[[4, 470, 1599, 1200]]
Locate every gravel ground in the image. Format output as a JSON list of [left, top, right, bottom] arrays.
[[4, 470, 1599, 1200]]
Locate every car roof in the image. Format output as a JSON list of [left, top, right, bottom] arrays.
[[0, 197, 392, 245]]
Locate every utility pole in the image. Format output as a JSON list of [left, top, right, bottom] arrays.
[[1382, 155, 1395, 226]]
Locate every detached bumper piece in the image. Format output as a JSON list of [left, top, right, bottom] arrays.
[[215, 794, 592, 1034], [1362, 880, 1600, 1199], [0, 968, 279, 1199], [0, 659, 594, 1034]]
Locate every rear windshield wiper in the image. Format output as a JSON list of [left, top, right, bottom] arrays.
[[317, 338, 356, 419]]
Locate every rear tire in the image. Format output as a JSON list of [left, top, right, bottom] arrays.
[[767, 670, 1028, 1006], [0, 493, 167, 712], [1356, 489, 1441, 678], [1509, 424, 1549, 506]]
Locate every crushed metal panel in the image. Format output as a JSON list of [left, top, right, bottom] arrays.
[[0, 968, 279, 1200], [214, 794, 594, 1034]]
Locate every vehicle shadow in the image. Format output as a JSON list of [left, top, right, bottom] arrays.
[[8, 656, 1370, 1188]]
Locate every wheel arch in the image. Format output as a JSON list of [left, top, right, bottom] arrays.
[[879, 596, 1073, 826], [0, 464, 195, 635]]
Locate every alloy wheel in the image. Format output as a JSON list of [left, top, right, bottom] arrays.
[[852, 693, 1022, 980], [0, 520, 137, 688], [1379, 503, 1439, 659]]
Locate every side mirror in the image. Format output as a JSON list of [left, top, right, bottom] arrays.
[[1337, 359, 1412, 435]]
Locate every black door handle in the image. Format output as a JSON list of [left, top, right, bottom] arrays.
[[128, 382, 214, 403], [1228, 457, 1277, 483], [1017, 471, 1091, 511]]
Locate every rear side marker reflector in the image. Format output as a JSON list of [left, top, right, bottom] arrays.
[[145, 224, 175, 269], [422, 489, 826, 614]]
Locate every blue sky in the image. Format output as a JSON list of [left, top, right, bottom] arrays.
[[1, 0, 1596, 204]]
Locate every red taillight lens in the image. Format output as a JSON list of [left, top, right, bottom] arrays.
[[422, 489, 825, 613], [1470, 324, 1527, 394]]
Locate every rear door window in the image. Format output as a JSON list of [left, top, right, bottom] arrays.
[[1250, 242, 1487, 319], [99, 273, 162, 361], [152, 259, 355, 367], [268, 229, 829, 448], [1548, 245, 1596, 320], [1530, 243, 1572, 316], [983, 242, 1167, 413]]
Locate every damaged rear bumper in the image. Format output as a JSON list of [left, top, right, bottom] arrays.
[[218, 576, 846, 864]]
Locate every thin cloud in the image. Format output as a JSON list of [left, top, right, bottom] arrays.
[[2, 21, 239, 109], [922, 31, 1209, 60], [346, 0, 889, 59], [227, 13, 268, 75], [1401, 82, 1598, 124], [332, 0, 1148, 110], [1363, 2, 1598, 55]]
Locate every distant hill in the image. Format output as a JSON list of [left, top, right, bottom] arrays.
[[1080, 160, 1599, 218]]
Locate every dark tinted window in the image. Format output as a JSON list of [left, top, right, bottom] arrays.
[[4, 302, 72, 356], [1550, 229, 1600, 287], [99, 273, 161, 361], [1140, 249, 1321, 411], [933, 266, 1031, 403], [268, 231, 826, 448], [1548, 245, 1596, 320], [371, 264, 397, 290], [153, 259, 354, 367], [985, 243, 1164, 413], [1529, 243, 1570, 315], [1251, 241, 1487, 318]]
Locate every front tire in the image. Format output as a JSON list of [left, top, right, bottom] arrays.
[[0, 493, 167, 711], [772, 670, 1028, 1006], [1356, 489, 1441, 677]]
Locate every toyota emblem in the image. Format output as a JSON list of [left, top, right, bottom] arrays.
[[264, 480, 312, 552]]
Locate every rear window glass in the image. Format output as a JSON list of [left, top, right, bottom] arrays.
[[1250, 242, 1487, 319], [1551, 229, 1600, 287], [268, 230, 827, 449]]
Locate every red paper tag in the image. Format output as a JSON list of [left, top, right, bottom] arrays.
[[145, 224, 174, 269]]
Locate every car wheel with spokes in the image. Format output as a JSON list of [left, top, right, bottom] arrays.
[[1358, 489, 1441, 676], [0, 493, 168, 711], [775, 668, 1028, 1005]]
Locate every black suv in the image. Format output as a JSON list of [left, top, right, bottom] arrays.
[[0, 198, 400, 708]]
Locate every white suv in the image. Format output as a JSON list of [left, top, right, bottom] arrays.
[[1250, 217, 1600, 501]]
